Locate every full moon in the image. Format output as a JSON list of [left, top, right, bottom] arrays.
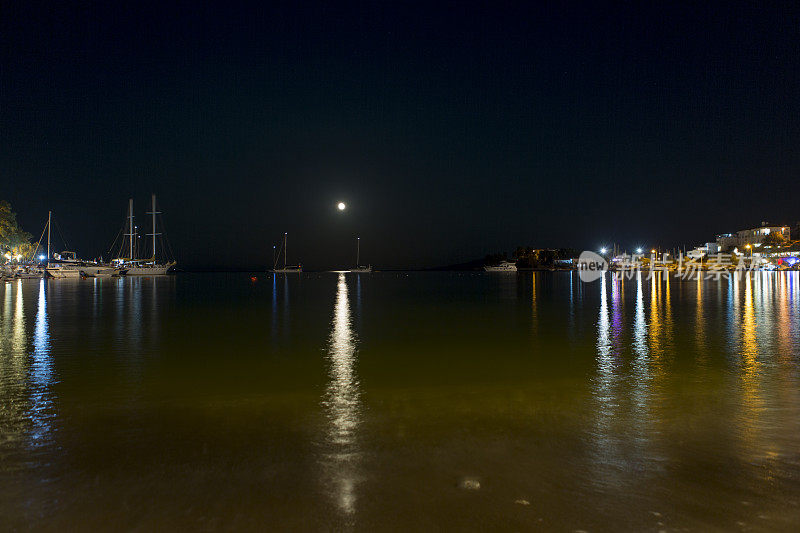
[[337, 202, 346, 211]]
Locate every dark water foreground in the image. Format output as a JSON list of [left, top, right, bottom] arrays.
[[1, 272, 799, 531]]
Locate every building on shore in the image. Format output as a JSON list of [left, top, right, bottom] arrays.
[[716, 222, 791, 251]]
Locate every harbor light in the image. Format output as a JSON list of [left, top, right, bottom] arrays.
[[39, 255, 46, 261], [600, 247, 607, 254], [337, 202, 346, 211], [651, 249, 656, 254], [636, 248, 643, 254]]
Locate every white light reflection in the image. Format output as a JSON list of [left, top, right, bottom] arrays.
[[30, 278, 54, 444], [592, 272, 622, 476], [321, 273, 362, 519], [632, 273, 648, 358], [630, 273, 653, 456]]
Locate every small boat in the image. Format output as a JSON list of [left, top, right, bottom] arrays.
[[484, 260, 518, 272], [271, 233, 302, 273], [350, 237, 372, 273]]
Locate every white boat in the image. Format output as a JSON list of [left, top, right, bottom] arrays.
[[46, 251, 84, 278], [349, 237, 372, 273], [112, 195, 176, 275], [81, 265, 124, 277], [484, 260, 518, 272], [35, 212, 121, 279], [124, 262, 175, 276], [35, 211, 72, 278], [271, 233, 302, 273]]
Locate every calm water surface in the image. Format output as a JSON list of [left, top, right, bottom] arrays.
[[2, 272, 800, 531]]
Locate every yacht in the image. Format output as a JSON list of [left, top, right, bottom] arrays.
[[484, 260, 518, 272], [271, 233, 302, 273], [37, 213, 79, 278], [350, 237, 372, 273], [111, 195, 176, 275], [45, 251, 88, 278], [36, 212, 122, 278]]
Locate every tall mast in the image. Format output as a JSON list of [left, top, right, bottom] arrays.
[[357, 237, 360, 266], [151, 194, 156, 258], [47, 211, 51, 261], [284, 233, 288, 269], [128, 198, 135, 260], [146, 194, 160, 260]]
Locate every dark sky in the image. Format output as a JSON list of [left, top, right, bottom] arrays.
[[3, 1, 799, 269]]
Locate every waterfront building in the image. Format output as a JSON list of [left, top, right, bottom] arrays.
[[716, 222, 791, 250]]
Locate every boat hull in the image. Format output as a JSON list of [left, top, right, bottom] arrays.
[[82, 267, 122, 277], [483, 265, 518, 272], [46, 268, 81, 279], [124, 264, 174, 276]]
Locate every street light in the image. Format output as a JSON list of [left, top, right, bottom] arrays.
[[636, 248, 643, 254], [600, 247, 607, 254]]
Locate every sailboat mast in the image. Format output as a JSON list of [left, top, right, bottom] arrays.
[[128, 198, 135, 260], [357, 237, 360, 266], [145, 194, 162, 261], [284, 233, 288, 269], [47, 211, 51, 261], [151, 194, 157, 259]]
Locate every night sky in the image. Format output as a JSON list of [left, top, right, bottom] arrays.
[[3, 2, 799, 269]]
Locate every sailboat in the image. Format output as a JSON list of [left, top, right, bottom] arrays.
[[112, 195, 176, 275], [350, 237, 372, 273], [40, 211, 121, 278], [271, 233, 302, 273]]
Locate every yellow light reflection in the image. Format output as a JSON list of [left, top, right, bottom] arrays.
[[739, 274, 763, 458], [531, 272, 538, 335]]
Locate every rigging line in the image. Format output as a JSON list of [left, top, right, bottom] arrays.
[[158, 213, 175, 261], [107, 223, 124, 258], [273, 237, 284, 269], [30, 219, 48, 260], [53, 218, 69, 251]]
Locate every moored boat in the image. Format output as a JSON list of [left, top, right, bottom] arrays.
[[484, 260, 518, 272], [45, 251, 84, 278], [270, 233, 302, 273], [349, 237, 372, 273], [111, 195, 176, 275]]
